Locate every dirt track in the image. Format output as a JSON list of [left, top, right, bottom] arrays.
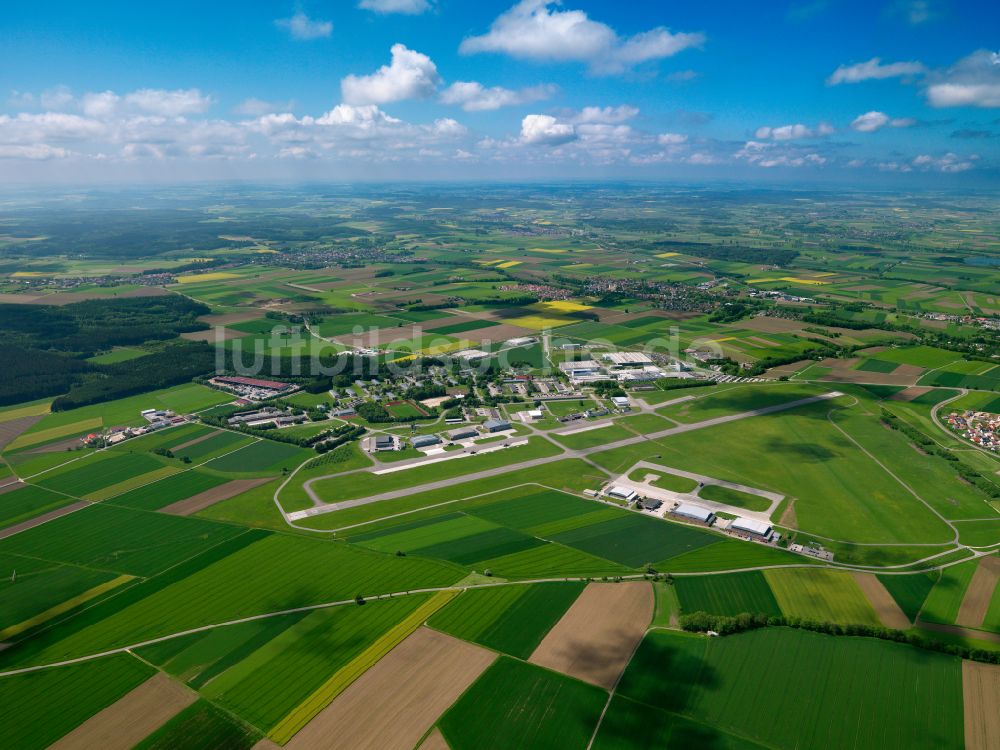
[[283, 627, 494, 750], [48, 672, 195, 750], [852, 572, 910, 629], [160, 478, 272, 516], [956, 556, 1000, 629], [963, 660, 1000, 750], [528, 581, 653, 689]]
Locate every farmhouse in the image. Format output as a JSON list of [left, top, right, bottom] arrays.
[[411, 434, 442, 449], [483, 419, 511, 433], [448, 427, 478, 441], [670, 503, 716, 526], [605, 485, 638, 502], [730, 517, 775, 541]]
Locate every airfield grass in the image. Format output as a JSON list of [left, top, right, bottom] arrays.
[[428, 581, 585, 658], [656, 383, 825, 424], [617, 628, 964, 750], [696, 484, 771, 512], [764, 568, 881, 626], [307, 437, 562, 505], [628, 470, 697, 494], [596, 398, 955, 546], [438, 656, 607, 750], [0, 654, 153, 750], [674, 571, 782, 618]]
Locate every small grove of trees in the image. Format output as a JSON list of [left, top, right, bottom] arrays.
[[678, 610, 1000, 665]]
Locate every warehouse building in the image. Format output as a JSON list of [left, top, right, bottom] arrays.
[[730, 517, 775, 541], [411, 434, 442, 449], [605, 485, 638, 502], [483, 419, 511, 433], [448, 427, 478, 441], [670, 503, 716, 526]]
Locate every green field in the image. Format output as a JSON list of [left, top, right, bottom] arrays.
[[111, 470, 228, 510], [0, 484, 76, 530], [764, 569, 880, 625], [674, 571, 782, 618], [438, 656, 608, 750], [133, 700, 260, 750], [0, 654, 154, 749], [617, 628, 964, 750], [550, 514, 720, 568], [919, 558, 980, 624], [36, 451, 165, 498], [428, 582, 584, 658], [205, 439, 310, 473], [877, 573, 936, 622], [0, 503, 242, 577], [15, 532, 463, 664]]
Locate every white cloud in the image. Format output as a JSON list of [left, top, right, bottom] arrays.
[[520, 114, 576, 145], [275, 12, 333, 40], [850, 111, 888, 132], [234, 98, 294, 116], [358, 0, 432, 14], [439, 81, 555, 111], [827, 57, 926, 85], [850, 111, 915, 132], [0, 112, 106, 143], [459, 0, 703, 75], [124, 89, 212, 116], [657, 133, 688, 145], [341, 44, 440, 105], [81, 91, 121, 118], [735, 140, 827, 168], [925, 50, 1000, 108], [912, 152, 977, 172], [754, 122, 833, 140], [0, 143, 70, 160], [574, 105, 638, 123]]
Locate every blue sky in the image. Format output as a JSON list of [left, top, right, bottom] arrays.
[[2, 0, 998, 184]]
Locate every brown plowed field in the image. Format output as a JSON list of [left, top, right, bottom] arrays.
[[852, 572, 911, 629], [963, 660, 1000, 750], [49, 672, 195, 750], [0, 415, 44, 451], [817, 358, 923, 385], [956, 555, 1000, 629], [160, 477, 272, 516], [283, 627, 494, 750], [528, 581, 653, 689]]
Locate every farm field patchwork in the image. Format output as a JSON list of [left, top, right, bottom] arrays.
[[617, 628, 964, 750]]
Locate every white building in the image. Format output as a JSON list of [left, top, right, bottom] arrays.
[[672, 503, 716, 525], [606, 485, 638, 502], [731, 517, 775, 540]]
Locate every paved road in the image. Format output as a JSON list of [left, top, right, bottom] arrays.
[[293, 392, 842, 518]]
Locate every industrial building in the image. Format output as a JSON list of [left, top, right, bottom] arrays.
[[411, 434, 442, 449], [448, 427, 478, 441], [605, 485, 638, 502], [730, 517, 775, 541], [483, 419, 511, 433], [670, 503, 716, 525]]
